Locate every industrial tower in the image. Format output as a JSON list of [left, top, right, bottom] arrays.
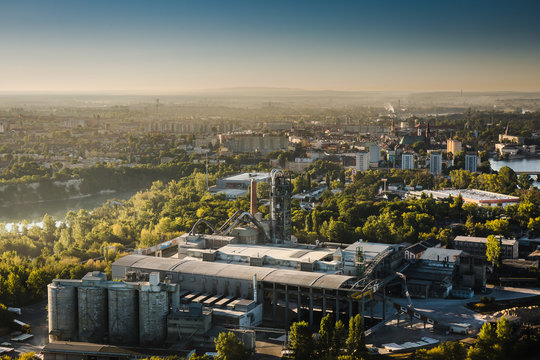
[[270, 169, 292, 244]]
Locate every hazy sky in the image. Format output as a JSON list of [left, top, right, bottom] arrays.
[[1, 0, 540, 93]]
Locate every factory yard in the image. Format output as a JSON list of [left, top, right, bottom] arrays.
[[0, 300, 48, 356], [367, 285, 539, 354]]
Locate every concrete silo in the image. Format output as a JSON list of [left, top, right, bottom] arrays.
[[78, 285, 108, 342], [48, 282, 78, 342], [108, 284, 139, 345], [138, 273, 169, 345]]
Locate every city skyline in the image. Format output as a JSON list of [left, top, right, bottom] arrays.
[[1, 0, 540, 93]]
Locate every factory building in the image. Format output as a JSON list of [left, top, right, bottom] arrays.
[[453, 236, 519, 259], [403, 248, 463, 299], [111, 254, 390, 327], [408, 189, 520, 207], [48, 269, 262, 348]]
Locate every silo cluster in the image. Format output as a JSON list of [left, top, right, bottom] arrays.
[[47, 271, 177, 346]]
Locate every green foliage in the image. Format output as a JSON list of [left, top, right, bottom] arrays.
[[333, 320, 347, 358], [486, 235, 502, 268], [289, 321, 314, 360], [411, 341, 466, 360], [214, 332, 249, 360], [346, 314, 366, 359], [317, 314, 334, 359], [0, 353, 40, 360]]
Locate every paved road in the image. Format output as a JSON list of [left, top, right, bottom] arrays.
[[388, 285, 539, 330]]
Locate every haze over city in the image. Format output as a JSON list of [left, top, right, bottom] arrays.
[[1, 0, 540, 93], [1, 1, 540, 360]]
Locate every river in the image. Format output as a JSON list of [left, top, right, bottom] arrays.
[[0, 190, 137, 225], [489, 158, 540, 187]]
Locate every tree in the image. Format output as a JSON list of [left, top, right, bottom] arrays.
[[497, 166, 517, 194], [411, 341, 466, 360], [333, 320, 347, 358], [27, 268, 52, 299], [256, 181, 270, 199], [467, 317, 512, 360], [486, 235, 502, 268], [346, 314, 366, 359], [42, 213, 56, 244], [189, 355, 211, 360], [495, 316, 512, 355], [528, 217, 540, 236], [317, 314, 334, 359], [467, 322, 498, 360], [517, 174, 533, 190], [289, 321, 314, 360], [214, 332, 249, 360]]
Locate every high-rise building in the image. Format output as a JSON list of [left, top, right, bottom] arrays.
[[368, 143, 380, 163], [402, 153, 414, 170], [356, 151, 369, 171], [447, 139, 462, 155], [430, 152, 442, 175], [465, 154, 478, 173]]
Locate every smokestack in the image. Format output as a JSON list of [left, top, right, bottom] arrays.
[[250, 179, 257, 215]]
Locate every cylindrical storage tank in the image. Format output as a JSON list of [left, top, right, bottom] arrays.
[[78, 286, 108, 343], [139, 288, 169, 345], [108, 286, 139, 345], [48, 283, 78, 342]]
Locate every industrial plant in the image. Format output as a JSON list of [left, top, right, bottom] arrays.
[[45, 170, 412, 353], [46, 170, 507, 355]]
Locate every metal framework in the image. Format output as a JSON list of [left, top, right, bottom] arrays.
[[270, 169, 292, 244]]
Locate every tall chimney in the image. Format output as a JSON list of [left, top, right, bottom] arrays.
[[250, 179, 257, 215]]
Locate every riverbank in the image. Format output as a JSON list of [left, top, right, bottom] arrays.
[[0, 189, 137, 224]]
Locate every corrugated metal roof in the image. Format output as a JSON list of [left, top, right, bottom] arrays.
[[311, 274, 356, 289], [114, 255, 355, 289], [176, 260, 277, 280]]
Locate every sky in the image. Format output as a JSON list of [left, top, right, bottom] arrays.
[[1, 0, 540, 93]]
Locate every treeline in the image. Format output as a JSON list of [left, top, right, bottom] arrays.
[[0, 161, 205, 205], [293, 167, 540, 244], [286, 314, 368, 360], [0, 164, 538, 306], [411, 317, 540, 360]]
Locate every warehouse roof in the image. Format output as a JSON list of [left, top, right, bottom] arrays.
[[420, 248, 462, 263], [114, 255, 355, 289], [176, 260, 278, 281], [217, 244, 334, 263], [220, 172, 271, 183]]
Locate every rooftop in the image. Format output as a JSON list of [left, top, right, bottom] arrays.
[[216, 244, 334, 263], [219, 172, 270, 182], [43, 342, 139, 356], [114, 255, 356, 289], [411, 189, 520, 204], [454, 236, 517, 246], [420, 248, 462, 263], [344, 241, 400, 261]]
